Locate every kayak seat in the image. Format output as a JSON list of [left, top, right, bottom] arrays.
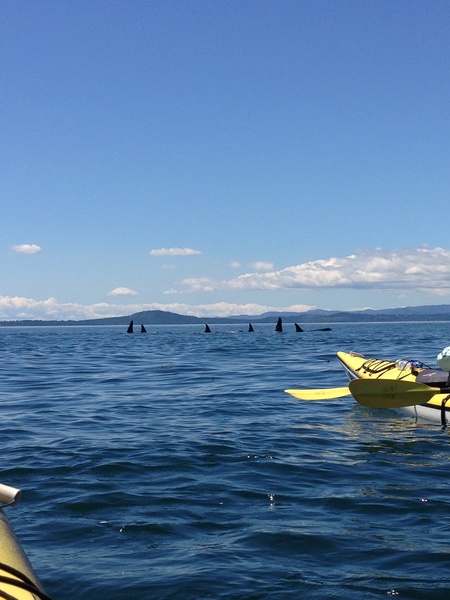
[[416, 368, 449, 388]]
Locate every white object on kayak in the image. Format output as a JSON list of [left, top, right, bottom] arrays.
[[437, 346, 450, 372], [0, 483, 22, 506]]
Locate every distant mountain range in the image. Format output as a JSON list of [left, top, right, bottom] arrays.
[[3, 304, 450, 326]]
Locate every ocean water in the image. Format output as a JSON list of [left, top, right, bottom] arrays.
[[1, 322, 450, 600]]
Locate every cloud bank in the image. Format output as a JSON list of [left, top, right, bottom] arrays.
[[178, 247, 450, 295], [0, 296, 315, 321]]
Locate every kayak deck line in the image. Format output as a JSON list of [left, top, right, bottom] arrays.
[[0, 568, 53, 600]]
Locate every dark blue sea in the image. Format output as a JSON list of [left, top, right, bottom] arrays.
[[1, 322, 450, 600]]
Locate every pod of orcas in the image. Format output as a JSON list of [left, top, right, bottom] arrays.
[[127, 318, 331, 334], [205, 317, 331, 333], [127, 321, 147, 333]]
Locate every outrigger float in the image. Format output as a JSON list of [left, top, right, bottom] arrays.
[[0, 483, 51, 600], [285, 347, 450, 426]]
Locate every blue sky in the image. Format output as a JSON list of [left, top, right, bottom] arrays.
[[2, 0, 450, 320]]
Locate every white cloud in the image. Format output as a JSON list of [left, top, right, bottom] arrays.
[[107, 287, 138, 297], [11, 244, 42, 254], [149, 247, 202, 256], [248, 261, 274, 271], [179, 277, 217, 293], [229, 261, 241, 269], [178, 247, 450, 295]]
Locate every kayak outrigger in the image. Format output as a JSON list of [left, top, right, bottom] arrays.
[[285, 347, 450, 426], [0, 483, 51, 600]]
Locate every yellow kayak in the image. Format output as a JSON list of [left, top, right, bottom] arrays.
[[337, 350, 450, 423], [0, 484, 50, 600]]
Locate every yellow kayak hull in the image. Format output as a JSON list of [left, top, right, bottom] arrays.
[[337, 350, 450, 423], [0, 508, 47, 599]]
